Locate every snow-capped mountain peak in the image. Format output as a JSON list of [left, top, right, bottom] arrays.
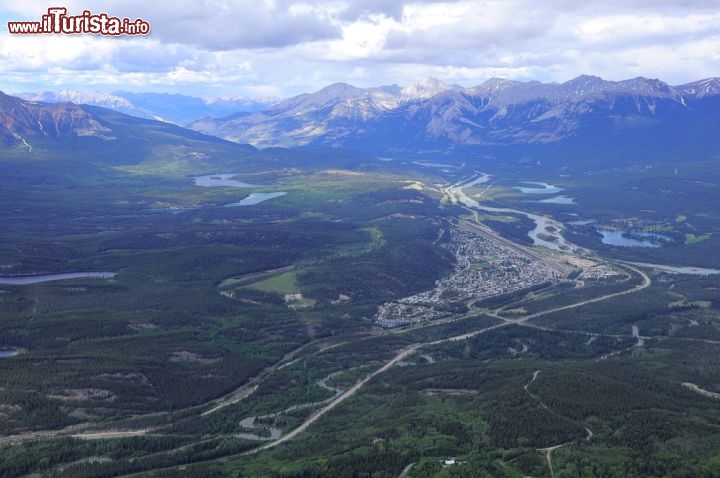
[[562, 75, 610, 97], [401, 77, 451, 100], [677, 77, 720, 98], [188, 74, 720, 152], [20, 89, 133, 109]]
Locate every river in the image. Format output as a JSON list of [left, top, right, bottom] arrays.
[[514, 182, 564, 194], [0, 272, 117, 285], [448, 174, 577, 252], [447, 174, 718, 274]]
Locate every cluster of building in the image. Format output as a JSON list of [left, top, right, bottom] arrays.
[[375, 227, 563, 327], [441, 228, 561, 296], [375, 299, 451, 328], [573, 258, 625, 281]]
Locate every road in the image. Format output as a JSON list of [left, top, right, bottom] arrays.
[[248, 292, 637, 457], [201, 338, 326, 416], [523, 370, 548, 410], [0, 195, 666, 478], [398, 462, 416, 477], [0, 424, 149, 446], [538, 442, 573, 478], [83, 186, 719, 478], [72, 429, 149, 440], [242, 321, 512, 455], [461, 219, 570, 277], [109, 234, 651, 453], [249, 343, 423, 453], [519, 264, 650, 322], [110, 267, 657, 477]]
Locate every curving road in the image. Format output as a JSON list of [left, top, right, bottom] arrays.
[[248, 344, 423, 453], [519, 264, 650, 323], [2, 198, 664, 478]]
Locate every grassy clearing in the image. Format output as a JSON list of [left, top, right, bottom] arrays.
[[362, 227, 386, 249], [468, 262, 490, 271], [685, 233, 711, 245], [248, 271, 300, 295], [669, 299, 712, 309], [643, 223, 674, 232], [466, 185, 519, 202]]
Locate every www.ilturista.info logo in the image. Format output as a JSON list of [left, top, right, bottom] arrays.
[[8, 7, 150, 35]]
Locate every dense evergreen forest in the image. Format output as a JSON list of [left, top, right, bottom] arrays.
[[1, 146, 719, 477]]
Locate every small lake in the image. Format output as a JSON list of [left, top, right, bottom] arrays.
[[534, 196, 576, 204], [194, 174, 259, 188], [224, 192, 287, 207], [0, 349, 18, 358], [514, 182, 564, 194], [0, 272, 117, 285], [598, 230, 671, 248]]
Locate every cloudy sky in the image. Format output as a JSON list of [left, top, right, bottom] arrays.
[[1, 0, 719, 98]]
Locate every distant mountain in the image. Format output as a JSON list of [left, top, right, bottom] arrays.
[[15, 90, 282, 125], [0, 91, 255, 174], [188, 76, 720, 154]]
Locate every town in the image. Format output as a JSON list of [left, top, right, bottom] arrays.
[[375, 223, 566, 328]]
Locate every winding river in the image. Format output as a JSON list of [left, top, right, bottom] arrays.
[[514, 182, 564, 194], [446, 173, 719, 275], [448, 174, 577, 252]]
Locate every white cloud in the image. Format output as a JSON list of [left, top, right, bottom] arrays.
[[0, 34, 115, 71], [0, 0, 718, 97], [573, 12, 720, 45]]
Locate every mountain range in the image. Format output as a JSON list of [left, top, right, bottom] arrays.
[[189, 75, 720, 154], [15, 90, 281, 125], [3, 75, 720, 160]]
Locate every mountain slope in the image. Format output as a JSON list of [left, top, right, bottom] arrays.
[[0, 91, 118, 148], [189, 76, 720, 154], [0, 91, 256, 175]]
